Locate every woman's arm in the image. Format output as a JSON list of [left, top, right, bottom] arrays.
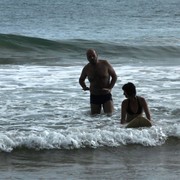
[[120, 100, 127, 124], [141, 97, 151, 120]]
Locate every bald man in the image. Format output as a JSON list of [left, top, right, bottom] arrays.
[[79, 49, 117, 115]]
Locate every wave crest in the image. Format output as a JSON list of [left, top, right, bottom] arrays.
[[0, 126, 171, 152], [0, 34, 180, 65]]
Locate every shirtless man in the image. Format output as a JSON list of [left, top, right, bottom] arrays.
[[79, 49, 117, 115]]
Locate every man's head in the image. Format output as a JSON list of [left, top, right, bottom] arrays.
[[86, 49, 98, 65]]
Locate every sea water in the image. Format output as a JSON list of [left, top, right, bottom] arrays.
[[0, 0, 180, 179]]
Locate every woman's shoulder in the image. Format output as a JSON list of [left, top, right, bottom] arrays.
[[137, 96, 145, 100], [122, 99, 128, 105], [137, 96, 147, 105]]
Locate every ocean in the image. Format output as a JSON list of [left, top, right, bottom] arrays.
[[0, 0, 180, 179]]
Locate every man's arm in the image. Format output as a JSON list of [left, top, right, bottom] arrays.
[[107, 62, 117, 89], [79, 66, 89, 91]]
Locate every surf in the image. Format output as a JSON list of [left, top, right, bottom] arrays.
[[1, 33, 180, 66]]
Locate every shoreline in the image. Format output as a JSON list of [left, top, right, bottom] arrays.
[[1, 139, 180, 179]]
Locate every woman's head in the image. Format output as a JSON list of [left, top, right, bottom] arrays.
[[122, 82, 136, 97]]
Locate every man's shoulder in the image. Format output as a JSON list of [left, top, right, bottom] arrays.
[[82, 63, 92, 72], [99, 59, 109, 65], [83, 63, 90, 68], [99, 59, 108, 63]]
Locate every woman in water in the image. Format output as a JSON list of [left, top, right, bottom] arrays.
[[120, 82, 152, 127]]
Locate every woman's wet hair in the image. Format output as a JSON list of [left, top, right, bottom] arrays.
[[122, 82, 136, 96]]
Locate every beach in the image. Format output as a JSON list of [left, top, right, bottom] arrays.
[[0, 0, 180, 179]]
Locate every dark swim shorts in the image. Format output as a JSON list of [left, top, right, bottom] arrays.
[[90, 93, 112, 105]]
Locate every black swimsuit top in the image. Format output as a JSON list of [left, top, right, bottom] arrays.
[[127, 97, 142, 115]]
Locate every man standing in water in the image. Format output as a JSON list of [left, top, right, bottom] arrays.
[[79, 49, 117, 115]]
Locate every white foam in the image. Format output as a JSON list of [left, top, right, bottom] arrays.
[[0, 125, 170, 152], [0, 65, 179, 152]]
